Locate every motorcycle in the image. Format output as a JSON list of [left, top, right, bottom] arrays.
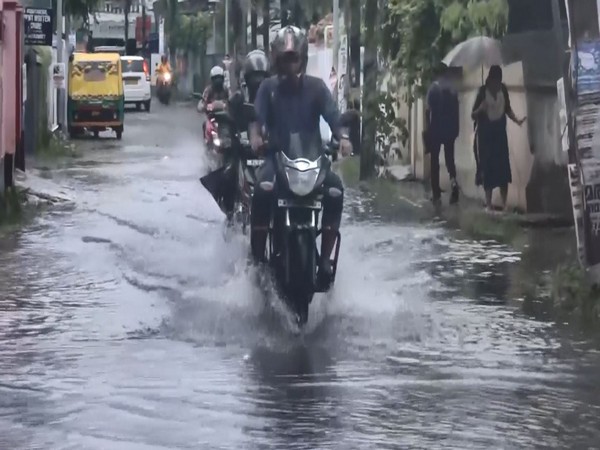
[[264, 132, 341, 326], [201, 103, 262, 231], [204, 101, 232, 161], [156, 71, 172, 105]]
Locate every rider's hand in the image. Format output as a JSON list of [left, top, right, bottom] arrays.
[[340, 138, 353, 157], [251, 134, 264, 154]]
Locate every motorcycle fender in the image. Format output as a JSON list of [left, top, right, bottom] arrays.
[[285, 227, 317, 291]]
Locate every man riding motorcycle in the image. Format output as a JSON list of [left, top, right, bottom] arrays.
[[249, 26, 352, 278], [155, 55, 172, 83], [155, 55, 173, 104], [156, 55, 171, 75], [229, 49, 270, 135], [200, 66, 230, 141], [200, 66, 229, 112], [201, 50, 271, 224]]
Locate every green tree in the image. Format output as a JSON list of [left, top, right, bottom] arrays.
[[381, 0, 508, 92], [157, 0, 181, 62], [54, 0, 99, 30], [172, 12, 211, 55]]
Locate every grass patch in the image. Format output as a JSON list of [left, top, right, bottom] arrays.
[[336, 156, 360, 187], [37, 134, 80, 159], [457, 209, 522, 244], [551, 263, 600, 325], [0, 187, 27, 227]]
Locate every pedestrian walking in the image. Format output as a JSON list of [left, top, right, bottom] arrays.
[[424, 63, 460, 205], [472, 65, 526, 212]]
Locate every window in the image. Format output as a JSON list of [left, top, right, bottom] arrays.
[[122, 59, 144, 73], [507, 0, 553, 33]]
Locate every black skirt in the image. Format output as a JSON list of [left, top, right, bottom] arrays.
[[477, 115, 512, 190]]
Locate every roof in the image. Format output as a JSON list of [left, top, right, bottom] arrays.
[[72, 52, 121, 62]]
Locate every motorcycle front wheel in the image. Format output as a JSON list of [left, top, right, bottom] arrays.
[[284, 230, 317, 325]]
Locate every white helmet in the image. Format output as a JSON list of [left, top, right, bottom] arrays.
[[210, 65, 225, 78]]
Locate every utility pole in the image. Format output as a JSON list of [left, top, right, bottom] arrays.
[[142, 0, 147, 57], [360, 0, 378, 180], [262, 0, 270, 55], [332, 0, 340, 71], [251, 1, 258, 48], [225, 0, 229, 54], [56, 0, 65, 132]]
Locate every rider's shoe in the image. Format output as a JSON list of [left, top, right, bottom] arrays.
[[317, 258, 334, 291]]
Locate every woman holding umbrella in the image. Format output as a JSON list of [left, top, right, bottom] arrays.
[[472, 65, 526, 212]]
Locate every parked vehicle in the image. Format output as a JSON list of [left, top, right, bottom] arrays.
[[121, 56, 151, 111], [68, 52, 125, 139]]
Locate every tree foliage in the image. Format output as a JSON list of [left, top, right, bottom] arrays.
[[381, 0, 508, 92], [171, 12, 211, 55], [54, 0, 100, 29]]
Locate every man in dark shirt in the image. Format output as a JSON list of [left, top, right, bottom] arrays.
[[250, 26, 352, 277], [425, 62, 460, 204]]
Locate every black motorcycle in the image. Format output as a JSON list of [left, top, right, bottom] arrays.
[[201, 104, 262, 230], [265, 132, 341, 325]]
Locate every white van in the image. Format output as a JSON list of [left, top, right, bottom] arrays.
[[121, 56, 152, 111]]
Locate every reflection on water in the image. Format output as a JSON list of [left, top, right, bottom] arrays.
[[0, 109, 599, 449]]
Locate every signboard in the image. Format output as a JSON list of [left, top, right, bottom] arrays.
[[24, 7, 54, 46], [158, 18, 165, 54], [22, 64, 27, 104], [52, 62, 65, 89], [557, 77, 569, 152]]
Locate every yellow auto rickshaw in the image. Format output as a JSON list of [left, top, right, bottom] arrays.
[[68, 52, 125, 139]]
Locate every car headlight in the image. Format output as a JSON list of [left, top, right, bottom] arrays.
[[285, 167, 319, 197]]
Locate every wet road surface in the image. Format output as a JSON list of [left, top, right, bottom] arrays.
[[1, 104, 600, 449]]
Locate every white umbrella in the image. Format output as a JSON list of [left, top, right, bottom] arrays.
[[443, 36, 503, 68], [443, 36, 503, 83]]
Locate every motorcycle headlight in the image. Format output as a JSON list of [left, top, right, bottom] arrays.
[[163, 73, 172, 82], [285, 167, 320, 197]]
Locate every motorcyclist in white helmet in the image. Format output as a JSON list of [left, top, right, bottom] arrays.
[[198, 65, 229, 114]]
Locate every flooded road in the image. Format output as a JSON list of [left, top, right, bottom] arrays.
[[1, 104, 600, 449]]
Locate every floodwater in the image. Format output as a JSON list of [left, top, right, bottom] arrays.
[[1, 104, 599, 449]]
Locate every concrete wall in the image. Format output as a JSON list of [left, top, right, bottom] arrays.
[[451, 63, 532, 211], [404, 28, 571, 217], [503, 30, 570, 216]]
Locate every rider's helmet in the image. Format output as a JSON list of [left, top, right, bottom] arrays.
[[243, 50, 270, 103], [210, 65, 225, 90], [161, 54, 168, 64], [270, 26, 308, 78]]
